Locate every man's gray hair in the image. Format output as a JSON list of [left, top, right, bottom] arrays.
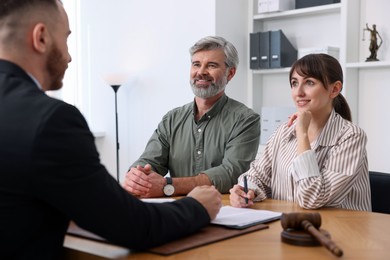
[[189, 36, 239, 68]]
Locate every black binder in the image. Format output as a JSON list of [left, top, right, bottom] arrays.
[[270, 30, 297, 68], [250, 33, 260, 69], [249, 31, 270, 69], [296, 0, 340, 9], [259, 31, 271, 69], [250, 30, 296, 70]]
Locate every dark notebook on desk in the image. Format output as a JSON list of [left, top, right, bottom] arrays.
[[67, 221, 268, 256]]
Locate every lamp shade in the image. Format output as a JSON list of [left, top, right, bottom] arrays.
[[102, 73, 129, 86]]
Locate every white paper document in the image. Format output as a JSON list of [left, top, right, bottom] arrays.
[[211, 206, 282, 229], [141, 198, 175, 203]]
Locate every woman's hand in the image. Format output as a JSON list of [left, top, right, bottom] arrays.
[[229, 184, 255, 208]]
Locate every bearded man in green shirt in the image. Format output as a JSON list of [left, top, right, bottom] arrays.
[[123, 36, 260, 197]]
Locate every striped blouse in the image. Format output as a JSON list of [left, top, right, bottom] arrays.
[[239, 110, 371, 211]]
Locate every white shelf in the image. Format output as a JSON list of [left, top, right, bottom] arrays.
[[252, 68, 290, 75], [346, 61, 390, 69], [253, 3, 341, 21]]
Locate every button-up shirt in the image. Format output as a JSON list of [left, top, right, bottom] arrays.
[[240, 109, 371, 211], [131, 94, 260, 193]]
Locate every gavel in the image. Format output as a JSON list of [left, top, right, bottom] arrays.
[[281, 212, 343, 257]]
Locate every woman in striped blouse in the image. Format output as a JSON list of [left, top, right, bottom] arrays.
[[230, 53, 371, 211]]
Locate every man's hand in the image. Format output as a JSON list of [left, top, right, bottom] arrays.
[[123, 164, 165, 198], [187, 186, 222, 220]]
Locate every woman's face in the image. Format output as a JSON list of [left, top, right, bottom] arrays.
[[290, 71, 335, 116]]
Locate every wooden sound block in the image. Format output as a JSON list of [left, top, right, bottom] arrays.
[[281, 229, 331, 247]]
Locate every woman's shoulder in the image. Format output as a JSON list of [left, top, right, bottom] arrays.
[[335, 114, 367, 141]]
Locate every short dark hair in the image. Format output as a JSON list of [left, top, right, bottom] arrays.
[[0, 0, 58, 19], [289, 53, 352, 121]]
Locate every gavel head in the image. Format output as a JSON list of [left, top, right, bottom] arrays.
[[281, 212, 322, 230]]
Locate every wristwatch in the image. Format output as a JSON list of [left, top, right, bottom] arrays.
[[163, 177, 175, 196]]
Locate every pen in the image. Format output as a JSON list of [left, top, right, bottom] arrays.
[[243, 176, 248, 205]]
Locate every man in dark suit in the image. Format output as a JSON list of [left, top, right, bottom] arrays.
[[0, 1, 222, 259]]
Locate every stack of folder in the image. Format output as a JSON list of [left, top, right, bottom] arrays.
[[250, 30, 297, 69], [295, 0, 340, 9]]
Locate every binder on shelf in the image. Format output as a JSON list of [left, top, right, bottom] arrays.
[[250, 33, 260, 69], [249, 31, 271, 69], [295, 0, 340, 9], [250, 30, 296, 70], [270, 30, 297, 68], [259, 31, 271, 69]]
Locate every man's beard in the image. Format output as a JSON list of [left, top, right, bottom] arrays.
[[190, 73, 228, 99], [46, 43, 67, 91]]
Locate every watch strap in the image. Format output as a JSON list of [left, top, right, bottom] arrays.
[[163, 177, 175, 197], [165, 177, 173, 185]]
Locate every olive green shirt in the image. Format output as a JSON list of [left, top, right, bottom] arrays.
[[131, 94, 260, 193]]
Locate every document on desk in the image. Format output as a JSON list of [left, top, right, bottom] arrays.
[[211, 206, 282, 229], [141, 198, 175, 203]]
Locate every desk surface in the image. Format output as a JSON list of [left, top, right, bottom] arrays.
[[64, 196, 390, 260]]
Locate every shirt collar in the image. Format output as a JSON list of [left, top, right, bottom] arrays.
[[287, 109, 342, 148], [27, 73, 43, 90], [192, 93, 228, 122], [316, 109, 344, 147]]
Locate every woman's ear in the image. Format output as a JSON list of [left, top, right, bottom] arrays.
[[330, 81, 342, 98], [31, 23, 50, 54]]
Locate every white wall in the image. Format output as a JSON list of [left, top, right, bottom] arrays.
[[215, 0, 250, 104], [65, 0, 390, 176], [65, 0, 249, 181], [356, 0, 390, 173]]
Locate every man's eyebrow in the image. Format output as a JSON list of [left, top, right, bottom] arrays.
[[191, 61, 222, 66], [207, 61, 221, 66]]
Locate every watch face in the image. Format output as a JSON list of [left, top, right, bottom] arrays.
[[163, 184, 175, 196]]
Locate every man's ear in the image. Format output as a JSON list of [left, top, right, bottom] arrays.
[[31, 23, 50, 54], [226, 67, 236, 82], [330, 81, 342, 98]]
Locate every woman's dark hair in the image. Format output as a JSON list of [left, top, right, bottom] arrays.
[[289, 53, 352, 121]]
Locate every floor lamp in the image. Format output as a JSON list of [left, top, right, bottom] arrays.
[[105, 72, 129, 182], [104, 72, 128, 183]]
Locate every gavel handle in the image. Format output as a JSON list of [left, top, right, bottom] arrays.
[[301, 220, 343, 257]]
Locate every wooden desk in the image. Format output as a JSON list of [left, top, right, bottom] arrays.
[[64, 196, 390, 260]]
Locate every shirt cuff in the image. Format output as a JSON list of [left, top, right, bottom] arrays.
[[292, 150, 320, 181]]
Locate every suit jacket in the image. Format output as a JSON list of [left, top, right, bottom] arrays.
[[0, 60, 210, 259]]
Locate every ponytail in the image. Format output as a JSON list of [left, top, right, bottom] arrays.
[[333, 93, 352, 121]]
